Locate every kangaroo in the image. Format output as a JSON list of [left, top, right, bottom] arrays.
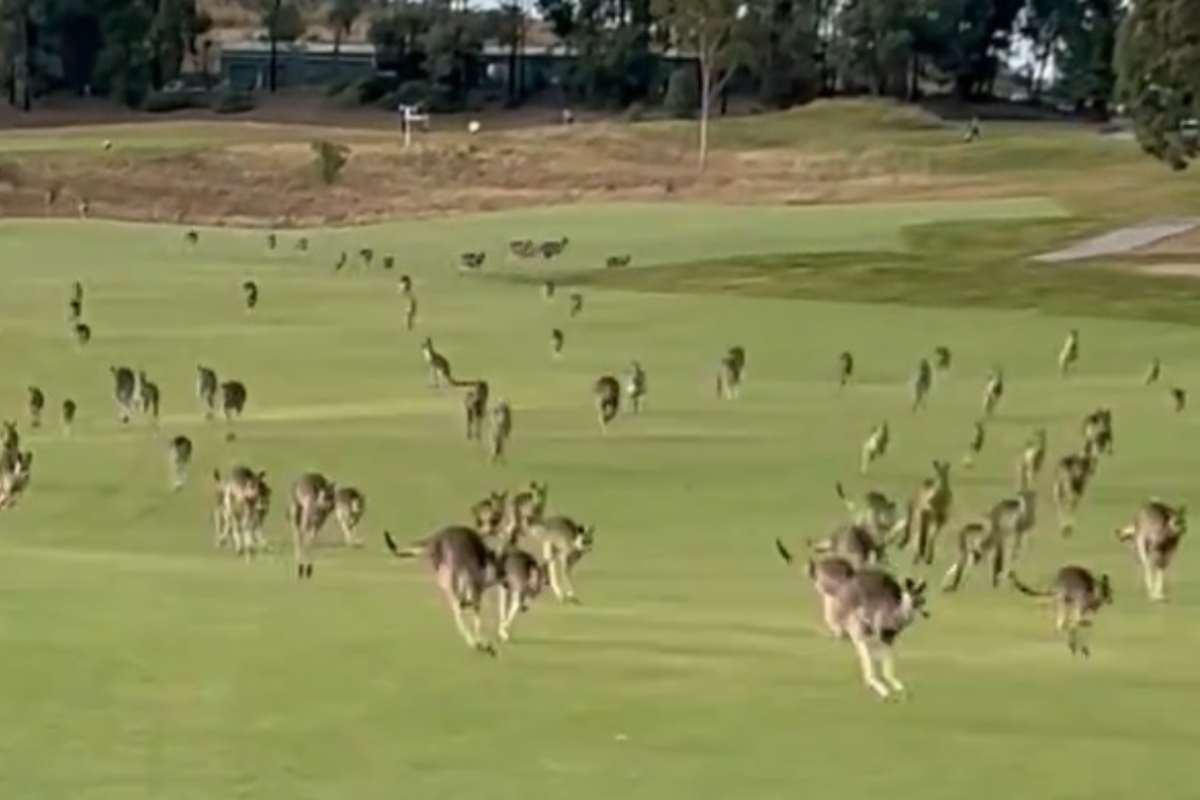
[[835, 482, 904, 547], [288, 473, 337, 579], [242, 280, 259, 311], [1018, 428, 1047, 489], [333, 487, 367, 547], [111, 366, 137, 423], [542, 280, 556, 300], [808, 523, 888, 570], [220, 380, 248, 422], [942, 485, 1037, 592], [569, 292, 584, 317], [1116, 500, 1186, 601], [539, 237, 569, 258], [962, 421, 985, 468], [398, 274, 413, 294], [334, 251, 347, 271], [2, 421, 18, 455], [1053, 452, 1096, 535], [266, 233, 277, 251], [605, 254, 631, 268], [296, 237, 309, 253], [70, 281, 83, 305], [527, 516, 594, 604], [860, 421, 890, 475], [490, 401, 512, 463], [422, 338, 468, 388], [196, 365, 218, 420], [911, 358, 932, 411], [776, 539, 857, 638], [551, 328, 565, 358], [383, 527, 501, 655], [824, 566, 929, 699], [68, 298, 82, 322], [1082, 408, 1113, 457], [359, 247, 375, 268], [503, 481, 548, 541], [716, 346, 747, 400], [510, 239, 537, 258], [494, 544, 547, 642], [1171, 387, 1187, 412], [472, 491, 509, 537], [1010, 566, 1111, 657], [594, 376, 620, 430], [168, 435, 193, 491], [463, 380, 490, 441], [137, 371, 161, 427], [459, 251, 486, 271], [837, 351, 854, 388], [982, 367, 1004, 417], [73, 323, 91, 348], [27, 386, 45, 429], [213, 467, 270, 556], [404, 294, 418, 331], [1145, 357, 1161, 385], [904, 460, 953, 566], [61, 399, 76, 435], [625, 361, 647, 413], [0, 449, 34, 510], [185, 230, 199, 246], [1058, 329, 1079, 376], [933, 346, 951, 371]]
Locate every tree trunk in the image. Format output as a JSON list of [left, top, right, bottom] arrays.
[[333, 29, 343, 77], [269, 35, 278, 92], [699, 60, 711, 171]]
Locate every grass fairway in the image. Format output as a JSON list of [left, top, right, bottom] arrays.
[[1, 203, 1198, 800]]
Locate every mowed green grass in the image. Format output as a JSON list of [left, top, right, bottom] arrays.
[[1, 202, 1199, 799]]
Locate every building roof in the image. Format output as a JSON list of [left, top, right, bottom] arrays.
[[220, 41, 377, 57]]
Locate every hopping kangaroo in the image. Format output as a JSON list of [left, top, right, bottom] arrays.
[[962, 421, 985, 468], [288, 473, 338, 579], [1145, 357, 1161, 385], [489, 401, 512, 462], [136, 371, 161, 427], [860, 421, 890, 474], [1053, 452, 1096, 535], [911, 358, 932, 411], [111, 366, 137, 423], [803, 552, 929, 699], [421, 338, 473, 389], [594, 376, 620, 430], [808, 523, 888, 570], [383, 527, 501, 655], [837, 351, 854, 388], [27, 387, 45, 429], [0, 449, 34, 510], [167, 435, 193, 491], [1082, 408, 1113, 457], [1017, 428, 1047, 488], [213, 467, 271, 556], [333, 487, 367, 547], [196, 365, 218, 419], [982, 367, 1004, 417], [903, 461, 953, 566], [835, 482, 905, 549], [625, 361, 647, 413], [942, 484, 1037, 592], [1058, 329, 1079, 376], [1010, 566, 1111, 657], [716, 346, 746, 399], [1116, 500, 1186, 601], [528, 516, 594, 603], [460, 380, 490, 441], [220, 380, 248, 424], [61, 399, 77, 435], [493, 543, 547, 643], [503, 481, 548, 541], [471, 491, 509, 537], [775, 539, 857, 638]]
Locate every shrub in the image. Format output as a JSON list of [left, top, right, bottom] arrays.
[[665, 67, 698, 119], [311, 140, 350, 185], [212, 90, 256, 114], [143, 90, 199, 113]]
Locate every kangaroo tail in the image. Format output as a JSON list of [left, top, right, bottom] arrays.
[[1008, 572, 1052, 597], [775, 538, 794, 565], [447, 377, 479, 388], [383, 530, 425, 558]]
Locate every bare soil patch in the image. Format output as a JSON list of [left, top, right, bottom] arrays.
[[1035, 219, 1200, 263]]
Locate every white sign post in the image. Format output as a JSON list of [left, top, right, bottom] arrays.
[[398, 103, 429, 149]]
